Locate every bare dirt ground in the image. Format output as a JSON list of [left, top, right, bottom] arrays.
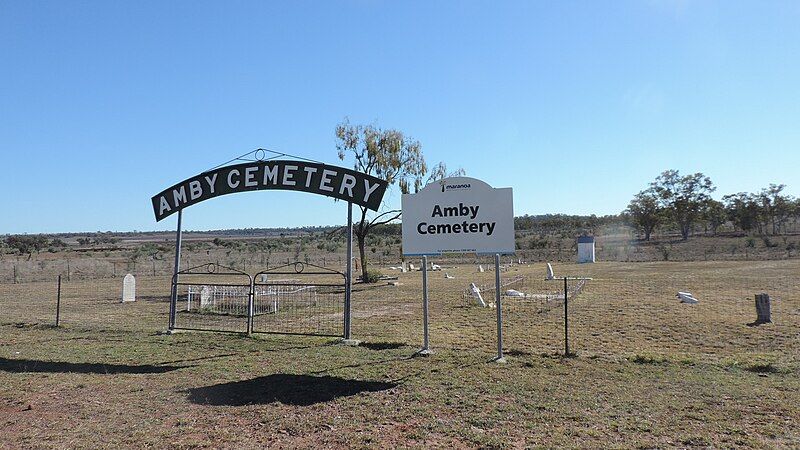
[[1, 260, 798, 448]]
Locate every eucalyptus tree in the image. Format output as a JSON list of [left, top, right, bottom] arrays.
[[722, 192, 760, 233], [758, 184, 794, 235], [703, 199, 728, 235], [651, 170, 715, 240], [625, 189, 662, 241], [335, 120, 428, 280]]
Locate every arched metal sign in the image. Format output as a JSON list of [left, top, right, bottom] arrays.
[[151, 160, 389, 221], [154, 155, 388, 343]]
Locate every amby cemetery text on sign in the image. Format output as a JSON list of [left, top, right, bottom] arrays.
[[401, 177, 514, 256], [151, 160, 388, 221]]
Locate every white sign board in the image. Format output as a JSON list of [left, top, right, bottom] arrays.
[[402, 177, 514, 256]]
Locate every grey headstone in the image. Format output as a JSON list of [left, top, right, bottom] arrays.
[[755, 293, 771, 324]]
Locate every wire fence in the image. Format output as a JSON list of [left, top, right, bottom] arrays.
[[1, 262, 797, 364]]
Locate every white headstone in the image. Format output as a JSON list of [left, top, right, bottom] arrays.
[[200, 286, 212, 308], [444, 272, 454, 279], [122, 274, 136, 303], [546, 263, 555, 280], [676, 291, 699, 304], [401, 261, 407, 273], [409, 263, 416, 271], [478, 265, 485, 273], [470, 283, 486, 307]]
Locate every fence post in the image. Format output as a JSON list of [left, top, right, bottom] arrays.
[[564, 276, 570, 356], [55, 275, 62, 327], [246, 280, 254, 335]]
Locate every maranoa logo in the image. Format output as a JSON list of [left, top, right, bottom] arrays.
[[439, 180, 471, 192]]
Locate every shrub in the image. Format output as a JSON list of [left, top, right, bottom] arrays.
[[361, 269, 383, 283]]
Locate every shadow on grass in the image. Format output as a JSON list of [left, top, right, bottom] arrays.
[[361, 342, 406, 351], [188, 374, 396, 406], [0, 357, 185, 374]]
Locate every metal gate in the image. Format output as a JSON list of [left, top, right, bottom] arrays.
[[252, 262, 346, 337], [171, 263, 253, 333]]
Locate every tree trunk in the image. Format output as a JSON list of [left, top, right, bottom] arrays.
[[356, 233, 368, 281], [681, 223, 690, 240]]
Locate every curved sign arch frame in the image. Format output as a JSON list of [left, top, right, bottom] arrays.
[[153, 159, 389, 342], [151, 160, 388, 221]]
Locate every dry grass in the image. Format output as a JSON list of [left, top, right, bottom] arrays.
[[1, 260, 798, 448]]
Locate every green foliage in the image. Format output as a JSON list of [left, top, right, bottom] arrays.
[[316, 241, 339, 252], [651, 170, 716, 240], [625, 190, 662, 241], [722, 192, 760, 233], [50, 238, 68, 248], [703, 199, 727, 235], [129, 243, 161, 261], [762, 237, 778, 248], [5, 235, 49, 255], [361, 269, 384, 283], [336, 119, 430, 278], [514, 214, 617, 234]]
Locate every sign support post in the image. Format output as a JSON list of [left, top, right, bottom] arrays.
[[168, 210, 182, 331], [419, 255, 431, 355], [494, 253, 505, 363], [342, 202, 358, 345]]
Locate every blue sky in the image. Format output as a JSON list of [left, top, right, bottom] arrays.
[[2, 1, 799, 234]]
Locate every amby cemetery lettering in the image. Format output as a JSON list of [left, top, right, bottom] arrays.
[[152, 160, 389, 221], [402, 177, 514, 256], [417, 203, 496, 236]]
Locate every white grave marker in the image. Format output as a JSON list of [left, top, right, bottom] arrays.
[[469, 283, 486, 307], [200, 286, 212, 308], [122, 274, 136, 303]]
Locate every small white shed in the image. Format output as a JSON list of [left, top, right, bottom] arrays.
[[577, 236, 596, 263]]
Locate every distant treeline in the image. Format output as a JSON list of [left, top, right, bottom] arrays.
[[4, 170, 797, 257], [625, 170, 799, 241], [514, 214, 620, 235]]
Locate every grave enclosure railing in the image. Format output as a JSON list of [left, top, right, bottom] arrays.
[[171, 262, 346, 337]]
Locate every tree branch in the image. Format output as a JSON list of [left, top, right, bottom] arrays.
[[368, 209, 401, 227]]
